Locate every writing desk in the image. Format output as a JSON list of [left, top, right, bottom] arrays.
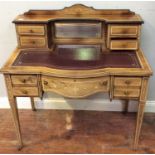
[[0, 4, 152, 150]]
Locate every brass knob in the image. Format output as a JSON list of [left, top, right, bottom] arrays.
[[122, 44, 127, 48], [31, 41, 35, 44], [30, 29, 34, 33], [44, 81, 48, 85], [22, 90, 28, 94], [101, 81, 107, 86], [124, 91, 129, 96], [122, 29, 128, 34], [125, 80, 131, 85], [21, 79, 26, 83]]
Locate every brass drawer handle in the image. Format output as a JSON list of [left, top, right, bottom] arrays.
[[22, 90, 28, 94], [125, 80, 131, 85], [44, 80, 48, 85], [124, 91, 130, 96], [122, 44, 127, 48], [122, 29, 128, 34], [21, 79, 26, 83], [21, 77, 33, 83], [31, 41, 36, 44], [100, 81, 108, 86], [29, 29, 34, 33]]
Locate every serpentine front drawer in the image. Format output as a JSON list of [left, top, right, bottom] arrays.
[[42, 76, 110, 98]]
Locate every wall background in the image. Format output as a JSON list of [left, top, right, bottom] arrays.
[[0, 1, 155, 111]]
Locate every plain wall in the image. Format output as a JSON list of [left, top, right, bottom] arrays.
[[0, 1, 155, 100]]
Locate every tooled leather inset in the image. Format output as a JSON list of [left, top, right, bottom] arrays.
[[13, 47, 141, 70]]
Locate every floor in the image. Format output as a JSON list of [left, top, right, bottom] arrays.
[[0, 109, 155, 153]]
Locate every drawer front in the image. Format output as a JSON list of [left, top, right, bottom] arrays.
[[11, 75, 38, 86], [114, 77, 142, 87], [13, 87, 39, 96], [17, 25, 45, 35], [110, 40, 138, 50], [114, 88, 140, 98], [110, 25, 139, 37], [42, 76, 110, 98], [19, 36, 46, 48]]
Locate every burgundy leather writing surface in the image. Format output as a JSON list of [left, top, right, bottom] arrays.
[[13, 45, 141, 70]]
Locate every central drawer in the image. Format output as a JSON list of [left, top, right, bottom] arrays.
[[42, 76, 110, 98]]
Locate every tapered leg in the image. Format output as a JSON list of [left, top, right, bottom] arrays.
[[4, 75, 23, 150], [122, 100, 129, 114], [133, 77, 149, 149], [133, 102, 145, 149], [30, 97, 36, 111]]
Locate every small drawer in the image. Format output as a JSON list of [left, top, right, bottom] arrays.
[[114, 88, 140, 98], [110, 40, 138, 50], [19, 36, 46, 48], [11, 75, 38, 86], [13, 87, 39, 96], [114, 77, 142, 87], [17, 25, 45, 35], [42, 76, 110, 98], [110, 25, 139, 37]]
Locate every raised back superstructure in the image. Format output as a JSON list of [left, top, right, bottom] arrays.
[[14, 4, 143, 51]]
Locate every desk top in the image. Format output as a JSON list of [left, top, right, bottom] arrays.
[[0, 47, 152, 78], [13, 45, 141, 70]]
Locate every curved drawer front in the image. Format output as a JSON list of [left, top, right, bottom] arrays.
[[42, 76, 110, 98]]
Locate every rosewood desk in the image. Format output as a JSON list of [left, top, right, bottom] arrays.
[[0, 4, 152, 150]]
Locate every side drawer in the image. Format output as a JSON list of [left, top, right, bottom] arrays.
[[12, 87, 39, 96], [17, 25, 45, 35], [114, 88, 140, 98], [110, 25, 139, 37], [19, 36, 46, 48], [11, 75, 38, 86], [42, 76, 110, 98], [110, 40, 138, 50], [114, 77, 142, 87]]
